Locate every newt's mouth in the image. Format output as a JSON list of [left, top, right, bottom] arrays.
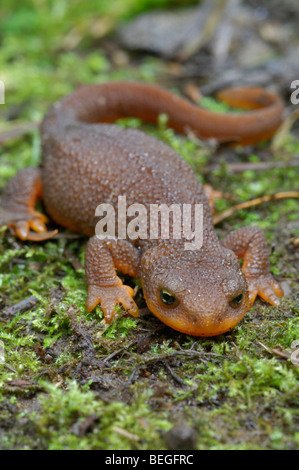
[[145, 294, 250, 337], [151, 312, 246, 337]]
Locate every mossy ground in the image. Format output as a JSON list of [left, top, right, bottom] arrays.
[[0, 0, 298, 450]]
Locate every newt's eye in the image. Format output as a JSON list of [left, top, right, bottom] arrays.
[[229, 293, 243, 308], [160, 289, 178, 307]]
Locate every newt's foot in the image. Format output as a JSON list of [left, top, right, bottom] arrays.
[[86, 283, 139, 323], [246, 274, 284, 306], [0, 208, 57, 241]]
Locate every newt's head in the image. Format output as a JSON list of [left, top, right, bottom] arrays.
[[140, 245, 250, 337]]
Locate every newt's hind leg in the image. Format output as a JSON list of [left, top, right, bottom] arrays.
[[0, 167, 57, 241]]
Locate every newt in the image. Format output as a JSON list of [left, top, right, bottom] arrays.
[[0, 82, 284, 336]]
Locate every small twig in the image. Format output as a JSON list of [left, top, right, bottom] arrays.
[[67, 311, 94, 352], [3, 363, 17, 373], [52, 232, 83, 239], [258, 341, 291, 360], [64, 248, 84, 270], [124, 349, 225, 387], [0, 122, 39, 144], [206, 158, 299, 173], [126, 366, 139, 386], [1, 295, 39, 318], [112, 425, 140, 442], [184, 82, 202, 103], [211, 0, 237, 65], [163, 361, 186, 386], [72, 414, 99, 437], [213, 191, 299, 225], [271, 108, 299, 151], [102, 339, 137, 365]]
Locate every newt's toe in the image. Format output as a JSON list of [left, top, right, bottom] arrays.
[[0, 208, 57, 241], [247, 274, 284, 306], [86, 284, 139, 322]]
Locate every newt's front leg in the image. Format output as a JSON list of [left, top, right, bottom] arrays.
[[222, 226, 283, 306], [85, 236, 140, 322]]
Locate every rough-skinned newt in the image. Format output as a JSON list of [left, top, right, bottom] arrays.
[[0, 82, 284, 336]]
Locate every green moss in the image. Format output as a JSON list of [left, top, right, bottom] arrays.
[[3, 380, 171, 450]]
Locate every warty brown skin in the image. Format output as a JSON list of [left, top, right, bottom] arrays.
[[0, 82, 284, 336]]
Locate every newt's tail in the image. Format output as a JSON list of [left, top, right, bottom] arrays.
[[42, 82, 284, 146]]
